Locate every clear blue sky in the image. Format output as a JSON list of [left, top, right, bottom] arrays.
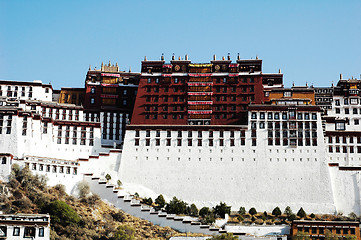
[[1, 0, 360, 90]]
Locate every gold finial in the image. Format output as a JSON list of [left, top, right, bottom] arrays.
[[178, 56, 181, 60], [237, 53, 240, 60], [185, 54, 188, 60], [101, 62, 104, 67], [129, 66, 131, 72], [144, 56, 147, 61], [279, 68, 281, 74], [222, 56, 225, 60], [256, 55, 259, 60], [116, 62, 118, 67], [340, 74, 343, 80], [213, 54, 216, 60], [227, 53, 230, 60], [172, 54, 175, 60], [161, 53, 164, 61], [108, 60, 111, 66], [89, 65, 91, 71]]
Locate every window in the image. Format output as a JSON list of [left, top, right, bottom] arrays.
[[267, 113, 273, 120], [355, 119, 359, 125], [336, 108, 340, 114], [283, 91, 292, 97], [13, 227, 20, 236], [24, 227, 36, 238], [344, 98, 349, 105], [260, 112, 265, 119], [345, 108, 349, 114], [353, 108, 358, 114], [274, 113, 279, 120], [251, 112, 257, 119], [335, 122, 345, 130], [90, 98, 95, 104], [335, 99, 340, 106], [39, 227, 44, 237], [91, 88, 95, 94], [147, 78, 151, 83], [1, 157, 6, 164]]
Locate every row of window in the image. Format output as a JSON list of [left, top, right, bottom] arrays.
[[328, 136, 361, 144], [335, 98, 361, 106], [0, 226, 45, 238], [137, 130, 246, 138], [334, 107, 361, 115], [26, 162, 78, 175], [252, 121, 317, 130], [328, 145, 361, 153], [251, 112, 317, 120], [297, 226, 355, 235], [90, 97, 128, 106], [135, 138, 246, 147], [145, 77, 255, 84], [268, 138, 318, 147]]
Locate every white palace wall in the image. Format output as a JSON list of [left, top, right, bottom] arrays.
[[119, 126, 335, 214]]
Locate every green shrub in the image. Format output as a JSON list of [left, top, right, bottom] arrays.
[[188, 203, 199, 217], [113, 225, 135, 240], [154, 194, 166, 210], [199, 207, 210, 218], [288, 214, 297, 221], [165, 196, 187, 215], [105, 174, 111, 182], [272, 207, 282, 216], [209, 232, 238, 239], [297, 207, 306, 218], [43, 200, 80, 227], [213, 202, 231, 218], [141, 197, 153, 206], [284, 206, 293, 216], [238, 206, 246, 215], [249, 207, 257, 215], [111, 211, 125, 222], [310, 213, 315, 218]]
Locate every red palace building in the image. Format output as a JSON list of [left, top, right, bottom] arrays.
[[131, 54, 283, 125], [83, 61, 140, 147]]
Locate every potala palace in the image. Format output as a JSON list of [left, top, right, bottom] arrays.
[[1, 55, 361, 217]]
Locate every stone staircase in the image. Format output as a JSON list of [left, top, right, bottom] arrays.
[[83, 174, 228, 235]]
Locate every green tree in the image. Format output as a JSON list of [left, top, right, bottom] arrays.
[[249, 207, 257, 215], [310, 213, 315, 218], [288, 214, 297, 221], [272, 207, 282, 216], [43, 200, 80, 227], [297, 207, 306, 218], [238, 206, 246, 215], [165, 196, 188, 214], [105, 174, 111, 182], [293, 231, 309, 240], [202, 212, 215, 225], [284, 206, 293, 216], [213, 202, 231, 218], [188, 203, 199, 217], [117, 180, 123, 188], [154, 194, 166, 210], [113, 225, 135, 240], [141, 197, 153, 206], [325, 229, 338, 240], [209, 233, 238, 239], [199, 207, 210, 218]]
